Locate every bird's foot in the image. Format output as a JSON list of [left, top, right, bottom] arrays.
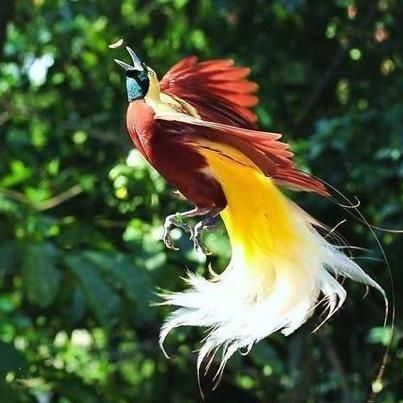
[[163, 213, 194, 251], [191, 218, 217, 256]]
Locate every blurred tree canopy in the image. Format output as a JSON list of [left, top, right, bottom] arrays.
[[0, 0, 402, 402]]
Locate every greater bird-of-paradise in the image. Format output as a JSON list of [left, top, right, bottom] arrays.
[[115, 47, 385, 375]]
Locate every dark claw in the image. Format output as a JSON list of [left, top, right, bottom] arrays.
[[163, 215, 179, 250], [163, 232, 179, 251], [193, 235, 212, 255]]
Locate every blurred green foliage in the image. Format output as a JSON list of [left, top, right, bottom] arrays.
[[0, 0, 402, 402]]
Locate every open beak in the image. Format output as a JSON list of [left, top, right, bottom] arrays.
[[114, 47, 144, 71]]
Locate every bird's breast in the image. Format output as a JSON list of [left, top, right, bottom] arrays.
[[126, 100, 155, 160], [126, 100, 226, 208]]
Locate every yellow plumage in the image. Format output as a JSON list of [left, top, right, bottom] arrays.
[[201, 142, 310, 255], [199, 141, 319, 297]]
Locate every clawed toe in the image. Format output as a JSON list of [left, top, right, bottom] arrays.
[[162, 208, 221, 254], [192, 234, 212, 255], [191, 223, 215, 255], [163, 231, 179, 251], [162, 212, 194, 251]]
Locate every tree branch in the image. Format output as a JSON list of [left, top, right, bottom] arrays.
[[0, 184, 83, 211]]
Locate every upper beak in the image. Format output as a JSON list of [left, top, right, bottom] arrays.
[[114, 46, 144, 71]]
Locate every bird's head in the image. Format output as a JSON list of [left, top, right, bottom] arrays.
[[115, 47, 159, 102]]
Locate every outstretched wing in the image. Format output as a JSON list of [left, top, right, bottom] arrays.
[[159, 57, 259, 129], [154, 113, 328, 196]]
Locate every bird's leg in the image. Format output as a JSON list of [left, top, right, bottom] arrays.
[[192, 208, 222, 255], [163, 207, 211, 250]]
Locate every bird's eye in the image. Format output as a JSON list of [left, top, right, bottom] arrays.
[[148, 71, 154, 77]]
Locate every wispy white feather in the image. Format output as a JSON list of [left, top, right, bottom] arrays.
[[159, 220, 386, 379]]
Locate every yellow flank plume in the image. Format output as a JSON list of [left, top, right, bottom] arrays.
[[198, 141, 320, 286], [200, 143, 303, 249], [160, 140, 385, 377]]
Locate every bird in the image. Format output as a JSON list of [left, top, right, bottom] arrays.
[[115, 47, 386, 377]]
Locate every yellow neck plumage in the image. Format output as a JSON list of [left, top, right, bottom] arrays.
[[144, 69, 200, 117]]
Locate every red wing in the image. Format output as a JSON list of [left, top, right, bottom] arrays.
[[154, 114, 328, 196], [159, 57, 259, 129]]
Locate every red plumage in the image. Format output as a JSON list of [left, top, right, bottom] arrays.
[[127, 101, 227, 208], [160, 56, 259, 128], [126, 56, 328, 211]]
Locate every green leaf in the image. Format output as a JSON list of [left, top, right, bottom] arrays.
[[83, 250, 155, 323], [0, 160, 32, 187], [68, 286, 87, 324], [21, 242, 61, 308], [65, 254, 122, 326]]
